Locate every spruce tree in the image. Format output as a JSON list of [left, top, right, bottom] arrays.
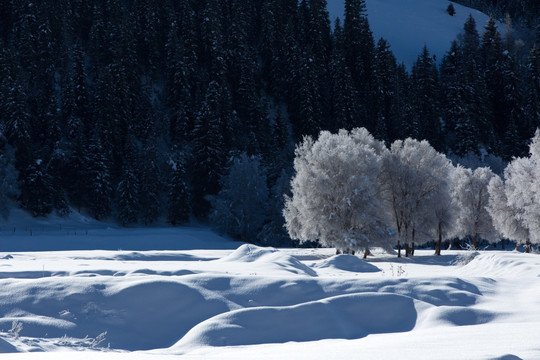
[[19, 159, 53, 217], [329, 19, 359, 132], [408, 46, 441, 150], [373, 38, 399, 143], [116, 138, 140, 226], [441, 41, 478, 156], [480, 16, 505, 139], [191, 81, 228, 217], [167, 156, 190, 225], [85, 136, 113, 220]]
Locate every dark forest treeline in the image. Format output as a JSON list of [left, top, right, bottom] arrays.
[[0, 0, 539, 245]]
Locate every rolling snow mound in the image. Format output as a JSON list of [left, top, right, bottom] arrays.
[[458, 252, 540, 278], [314, 254, 381, 273], [172, 292, 418, 350], [220, 244, 317, 277]]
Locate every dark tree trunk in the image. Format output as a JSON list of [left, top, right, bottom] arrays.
[[501, 238, 505, 250], [398, 240, 401, 258], [363, 248, 370, 259], [411, 242, 415, 256], [405, 243, 410, 257], [473, 234, 478, 250], [435, 223, 442, 256]]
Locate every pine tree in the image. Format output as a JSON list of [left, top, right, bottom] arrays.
[[446, 3, 456, 16], [526, 44, 540, 130], [441, 41, 478, 156], [19, 159, 53, 217], [329, 19, 360, 132], [191, 81, 228, 217], [343, 0, 375, 129], [408, 46, 441, 149], [165, 6, 198, 145], [258, 169, 293, 246], [480, 16, 509, 156], [167, 156, 190, 225], [373, 38, 399, 143], [210, 153, 269, 242], [139, 144, 162, 225], [116, 138, 140, 226], [85, 136, 113, 220], [0, 138, 19, 219]]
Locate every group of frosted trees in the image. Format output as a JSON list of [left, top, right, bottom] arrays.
[[284, 128, 540, 257]]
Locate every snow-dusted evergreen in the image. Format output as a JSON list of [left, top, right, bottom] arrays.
[[210, 153, 269, 242]]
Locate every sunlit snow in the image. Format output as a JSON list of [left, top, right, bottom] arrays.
[[327, 0, 496, 68], [0, 211, 538, 359]]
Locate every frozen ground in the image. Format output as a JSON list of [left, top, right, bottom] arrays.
[[0, 211, 539, 359], [327, 0, 496, 68]]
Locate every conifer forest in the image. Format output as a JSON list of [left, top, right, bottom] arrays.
[[0, 0, 539, 245]]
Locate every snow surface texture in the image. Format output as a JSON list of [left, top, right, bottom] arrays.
[[327, 0, 495, 68], [0, 211, 539, 359]]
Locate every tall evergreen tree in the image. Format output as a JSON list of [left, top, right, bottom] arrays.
[[191, 81, 228, 217], [441, 41, 478, 156], [343, 0, 375, 129], [167, 156, 190, 225], [329, 19, 359, 132], [526, 44, 540, 129], [116, 137, 140, 226], [408, 46, 441, 149], [85, 136, 113, 220], [373, 38, 400, 143], [19, 159, 53, 217]]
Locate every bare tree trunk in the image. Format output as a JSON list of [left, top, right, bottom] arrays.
[[405, 243, 410, 257], [411, 228, 415, 256], [473, 234, 478, 250], [435, 223, 442, 256], [526, 239, 531, 253], [363, 248, 371, 259], [397, 240, 401, 258]]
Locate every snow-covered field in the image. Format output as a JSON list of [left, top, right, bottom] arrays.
[[327, 0, 495, 68], [0, 211, 539, 359]]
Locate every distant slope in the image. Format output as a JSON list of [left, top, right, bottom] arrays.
[[0, 208, 237, 251], [327, 0, 496, 68]]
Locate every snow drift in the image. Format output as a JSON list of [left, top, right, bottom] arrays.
[[171, 292, 417, 350], [313, 254, 381, 272]]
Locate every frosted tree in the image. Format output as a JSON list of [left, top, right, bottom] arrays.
[[209, 153, 269, 242], [380, 138, 454, 256], [425, 163, 460, 255], [487, 174, 528, 250], [284, 129, 394, 257], [501, 130, 540, 251], [453, 166, 499, 249]]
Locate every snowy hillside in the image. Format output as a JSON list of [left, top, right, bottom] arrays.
[[327, 0, 496, 67], [0, 226, 538, 359]]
